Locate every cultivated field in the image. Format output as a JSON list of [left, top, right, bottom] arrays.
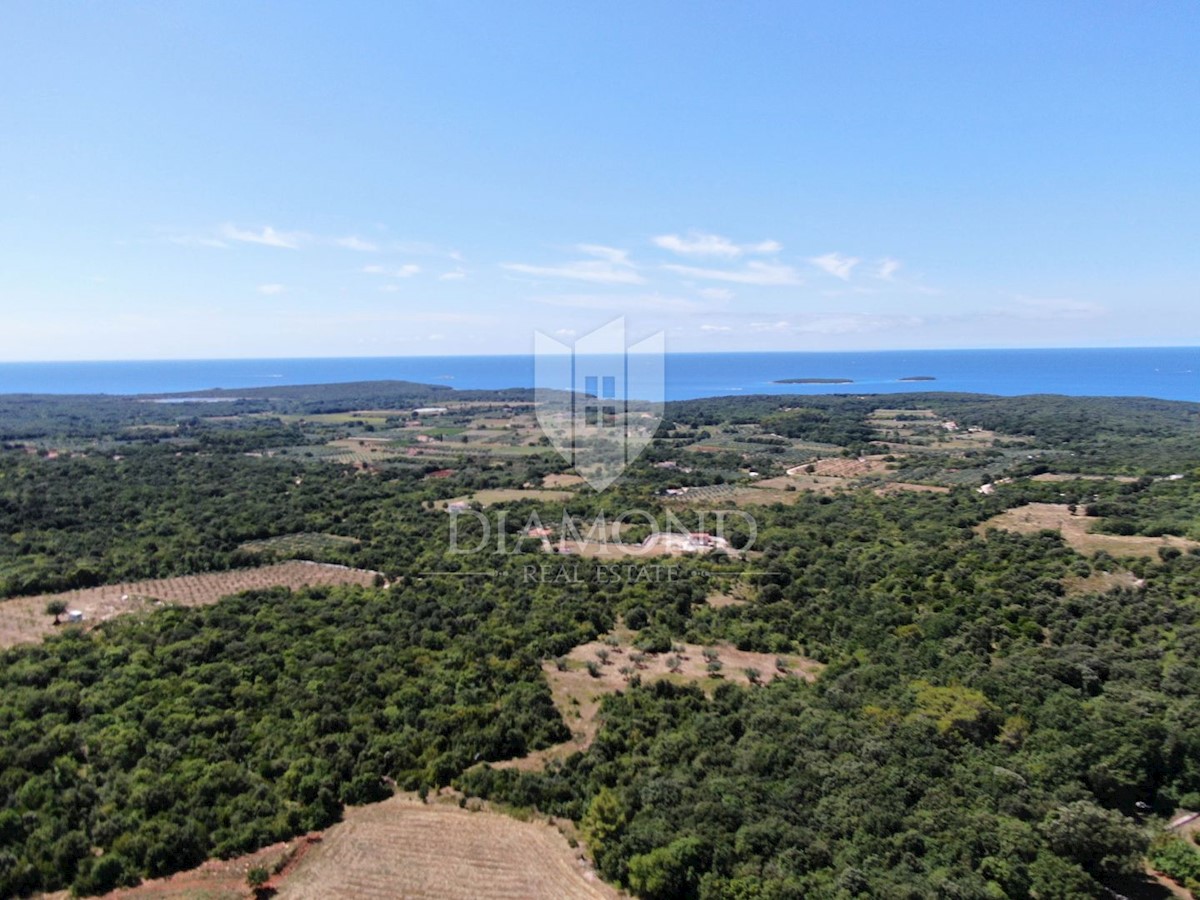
[[324, 438, 407, 466], [0, 561, 384, 649], [276, 795, 620, 900], [86, 793, 617, 900], [978, 503, 1200, 557]]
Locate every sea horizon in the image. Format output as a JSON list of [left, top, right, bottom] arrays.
[[1, 346, 1198, 403]]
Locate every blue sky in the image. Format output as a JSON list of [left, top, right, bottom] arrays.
[[1, 1, 1197, 360]]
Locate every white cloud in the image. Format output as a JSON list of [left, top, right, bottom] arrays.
[[653, 231, 780, 258], [1007, 296, 1108, 320], [809, 252, 860, 280], [554, 328, 577, 337], [743, 314, 925, 336], [663, 261, 802, 286], [257, 283, 286, 295], [502, 246, 644, 285], [576, 244, 633, 264], [700, 324, 732, 332], [335, 235, 378, 252], [794, 314, 918, 335], [439, 270, 467, 281], [220, 224, 304, 249], [363, 264, 421, 278], [535, 293, 703, 313], [750, 320, 793, 332], [875, 257, 901, 281], [699, 287, 735, 301]]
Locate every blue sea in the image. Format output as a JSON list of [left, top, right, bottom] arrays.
[[0, 348, 1198, 403]]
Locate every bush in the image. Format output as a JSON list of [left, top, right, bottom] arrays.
[[247, 865, 270, 888]]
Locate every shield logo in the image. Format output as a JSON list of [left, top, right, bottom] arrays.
[[534, 318, 665, 491]]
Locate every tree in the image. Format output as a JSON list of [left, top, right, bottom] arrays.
[[580, 787, 627, 866], [45, 599, 67, 625], [627, 836, 709, 900], [1039, 800, 1146, 878]]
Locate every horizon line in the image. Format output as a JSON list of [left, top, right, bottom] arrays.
[[2, 343, 1199, 366]]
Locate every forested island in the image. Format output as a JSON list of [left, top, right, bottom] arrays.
[[2, 382, 1200, 897], [900, 375, 938, 381]]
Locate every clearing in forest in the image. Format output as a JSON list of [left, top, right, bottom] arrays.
[[238, 532, 361, 557], [0, 561, 384, 649], [90, 793, 617, 900], [805, 455, 894, 478], [873, 482, 951, 496], [543, 473, 587, 488], [275, 794, 620, 900], [466, 488, 576, 506], [978, 502, 1200, 558], [497, 635, 824, 772]]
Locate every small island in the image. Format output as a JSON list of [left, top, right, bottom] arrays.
[[899, 375, 937, 382], [774, 377, 855, 385]]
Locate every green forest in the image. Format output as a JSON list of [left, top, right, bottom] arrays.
[[2, 383, 1200, 897]]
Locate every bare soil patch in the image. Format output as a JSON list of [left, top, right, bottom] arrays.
[[275, 794, 619, 900], [543, 473, 586, 488], [808, 455, 892, 478], [85, 794, 617, 900], [0, 562, 384, 649], [440, 489, 576, 509], [977, 503, 1200, 558], [498, 636, 823, 771], [1030, 472, 1139, 483], [869, 408, 938, 420], [705, 590, 748, 608], [873, 482, 951, 496], [1063, 569, 1144, 597]]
